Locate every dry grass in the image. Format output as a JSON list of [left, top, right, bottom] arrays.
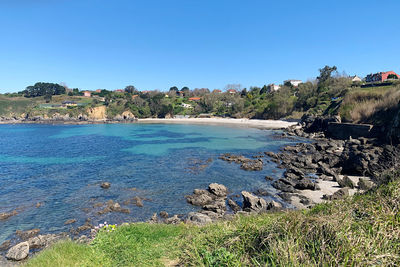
[[343, 88, 400, 123]]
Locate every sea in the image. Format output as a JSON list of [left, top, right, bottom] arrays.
[[0, 123, 300, 243]]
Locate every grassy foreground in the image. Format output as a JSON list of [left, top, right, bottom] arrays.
[[26, 175, 400, 267]]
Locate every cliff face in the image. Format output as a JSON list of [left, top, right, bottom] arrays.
[[87, 106, 107, 120]]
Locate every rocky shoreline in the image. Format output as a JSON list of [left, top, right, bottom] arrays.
[[2, 115, 400, 264]]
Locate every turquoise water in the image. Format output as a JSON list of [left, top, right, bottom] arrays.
[[0, 123, 298, 243]]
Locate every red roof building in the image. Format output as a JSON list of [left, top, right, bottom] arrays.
[[227, 89, 237, 94], [366, 71, 399, 83], [189, 97, 201, 101]]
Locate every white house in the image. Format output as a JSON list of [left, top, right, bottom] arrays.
[[284, 80, 303, 87], [351, 75, 362, 82], [269, 83, 281, 91]]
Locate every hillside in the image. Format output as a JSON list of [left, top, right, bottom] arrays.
[[25, 171, 400, 266]]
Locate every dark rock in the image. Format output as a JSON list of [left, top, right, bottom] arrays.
[[241, 191, 267, 213], [253, 188, 271, 197], [159, 211, 169, 218], [6, 242, 29, 261], [272, 179, 296, 193], [16, 229, 40, 240], [294, 178, 319, 191], [265, 176, 274, 181], [100, 182, 111, 189], [0, 240, 11, 251], [323, 188, 350, 200], [227, 199, 241, 213]]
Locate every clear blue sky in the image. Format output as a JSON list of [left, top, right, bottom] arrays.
[[0, 0, 399, 93]]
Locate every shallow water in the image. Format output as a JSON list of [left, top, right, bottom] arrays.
[[0, 123, 299, 243]]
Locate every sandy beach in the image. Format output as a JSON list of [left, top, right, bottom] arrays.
[[138, 118, 298, 129]]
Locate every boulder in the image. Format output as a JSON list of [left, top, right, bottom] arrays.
[[5, 242, 29, 261], [208, 183, 228, 197], [272, 179, 296, 193], [358, 178, 375, 190], [241, 191, 267, 213], [186, 192, 213, 206], [337, 176, 355, 189], [100, 182, 111, 189], [294, 179, 320, 191], [187, 212, 212, 226], [323, 188, 350, 201]]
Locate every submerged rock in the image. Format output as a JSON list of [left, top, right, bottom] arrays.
[[0, 210, 18, 221], [100, 182, 111, 189], [64, 219, 77, 225], [6, 242, 29, 261], [16, 229, 40, 240]]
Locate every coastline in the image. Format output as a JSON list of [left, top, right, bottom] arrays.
[[0, 117, 298, 129], [137, 118, 298, 129]]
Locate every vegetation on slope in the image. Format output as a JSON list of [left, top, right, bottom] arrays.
[[2, 66, 400, 123], [26, 171, 400, 266]]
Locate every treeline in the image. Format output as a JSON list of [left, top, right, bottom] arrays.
[[10, 65, 374, 120]]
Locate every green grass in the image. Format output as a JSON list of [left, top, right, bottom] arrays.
[[26, 173, 400, 267]]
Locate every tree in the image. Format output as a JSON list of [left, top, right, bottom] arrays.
[[124, 85, 137, 94], [317, 65, 338, 90], [169, 86, 179, 92], [388, 74, 398, 80], [260, 85, 268, 94], [23, 82, 66, 97]]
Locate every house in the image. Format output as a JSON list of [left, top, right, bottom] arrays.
[[350, 75, 362, 82], [268, 83, 281, 91], [83, 91, 91, 97], [62, 101, 77, 107], [365, 71, 399, 83], [114, 89, 124, 93], [181, 103, 192, 109], [189, 97, 201, 101], [212, 89, 222, 94], [176, 91, 185, 97], [95, 89, 102, 93], [227, 89, 237, 94], [284, 80, 303, 87]]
